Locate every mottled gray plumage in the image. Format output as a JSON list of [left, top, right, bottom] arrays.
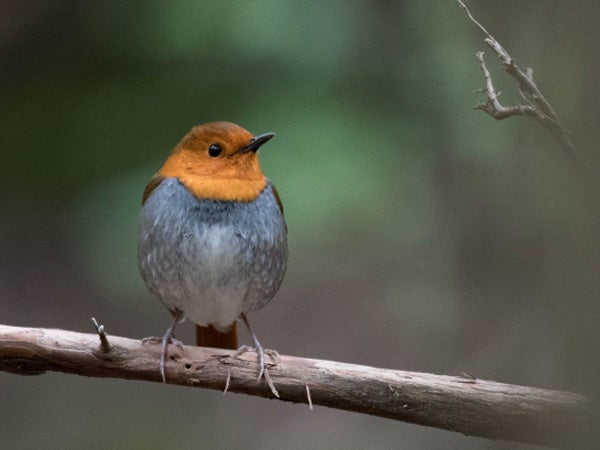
[[138, 177, 287, 332]]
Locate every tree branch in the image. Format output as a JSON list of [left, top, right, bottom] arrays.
[[0, 324, 590, 447], [458, 0, 576, 161]]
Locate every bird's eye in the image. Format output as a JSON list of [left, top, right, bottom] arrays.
[[208, 144, 222, 157]]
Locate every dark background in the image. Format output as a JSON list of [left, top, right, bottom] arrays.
[[2, 1, 599, 448]]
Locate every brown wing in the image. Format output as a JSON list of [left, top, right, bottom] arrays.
[[270, 183, 284, 215], [270, 183, 287, 231], [142, 174, 165, 205]]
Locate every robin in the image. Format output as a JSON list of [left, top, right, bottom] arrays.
[[138, 121, 288, 384]]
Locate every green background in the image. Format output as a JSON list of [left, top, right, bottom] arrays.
[[2, 1, 599, 448]]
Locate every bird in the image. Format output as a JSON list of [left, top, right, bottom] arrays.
[[138, 121, 288, 384]]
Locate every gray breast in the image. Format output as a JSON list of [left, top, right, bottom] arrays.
[[138, 177, 288, 331]]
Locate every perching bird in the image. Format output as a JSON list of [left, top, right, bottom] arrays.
[[138, 121, 287, 383]]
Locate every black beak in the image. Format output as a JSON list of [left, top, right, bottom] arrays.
[[240, 132, 275, 153]]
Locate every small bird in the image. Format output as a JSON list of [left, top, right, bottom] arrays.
[[138, 121, 288, 383]]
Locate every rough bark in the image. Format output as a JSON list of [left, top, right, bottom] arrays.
[[0, 324, 590, 447]]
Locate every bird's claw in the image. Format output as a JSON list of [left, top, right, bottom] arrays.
[[234, 345, 280, 382], [160, 335, 184, 383], [142, 331, 184, 383], [142, 336, 184, 349]]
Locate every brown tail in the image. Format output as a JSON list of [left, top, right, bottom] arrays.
[[196, 323, 238, 349]]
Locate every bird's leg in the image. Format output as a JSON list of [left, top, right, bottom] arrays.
[[142, 309, 184, 383], [235, 313, 280, 382]]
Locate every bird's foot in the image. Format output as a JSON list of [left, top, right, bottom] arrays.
[[234, 345, 281, 397], [141, 310, 185, 383], [235, 313, 280, 396], [142, 336, 184, 347], [234, 345, 281, 382], [142, 335, 184, 383]]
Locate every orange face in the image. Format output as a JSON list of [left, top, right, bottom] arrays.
[[158, 121, 273, 202]]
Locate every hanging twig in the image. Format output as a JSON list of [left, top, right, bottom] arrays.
[[458, 0, 576, 160]]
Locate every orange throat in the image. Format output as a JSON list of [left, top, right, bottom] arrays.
[[158, 149, 267, 202]]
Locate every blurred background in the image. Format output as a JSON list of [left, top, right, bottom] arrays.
[[2, 1, 599, 448]]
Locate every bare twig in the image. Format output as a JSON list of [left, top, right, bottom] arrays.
[[458, 0, 576, 160], [0, 324, 590, 447], [91, 317, 111, 352], [475, 51, 538, 120]]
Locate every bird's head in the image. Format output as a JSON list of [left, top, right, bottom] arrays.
[[156, 121, 274, 202]]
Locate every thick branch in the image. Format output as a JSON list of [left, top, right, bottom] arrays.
[[458, 0, 576, 160], [0, 324, 590, 447]]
